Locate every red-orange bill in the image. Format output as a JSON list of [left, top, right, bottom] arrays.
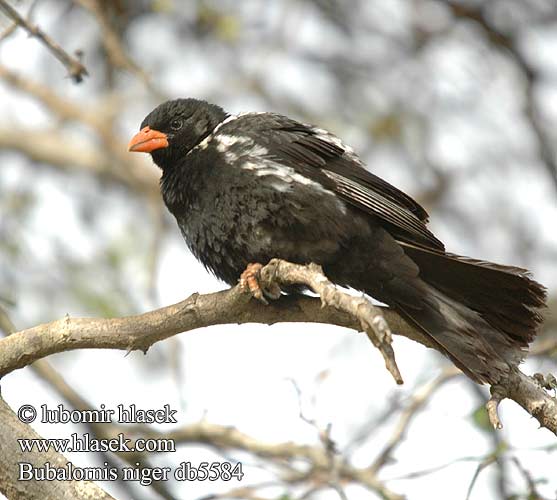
[[128, 126, 168, 153]]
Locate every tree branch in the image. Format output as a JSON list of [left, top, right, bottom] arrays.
[[136, 421, 402, 500], [260, 260, 403, 383], [0, 126, 159, 197], [0, 65, 161, 197], [72, 0, 150, 84], [0, 260, 555, 435], [0, 286, 402, 499], [368, 366, 460, 474], [0, 0, 88, 83], [442, 0, 557, 192], [0, 394, 114, 499]]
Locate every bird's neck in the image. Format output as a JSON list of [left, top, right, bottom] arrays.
[[160, 154, 208, 215]]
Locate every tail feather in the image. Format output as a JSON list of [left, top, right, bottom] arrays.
[[402, 244, 546, 343], [394, 243, 547, 384], [394, 285, 525, 383]]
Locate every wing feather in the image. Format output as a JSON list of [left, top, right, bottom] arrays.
[[218, 113, 444, 251], [322, 170, 444, 250]]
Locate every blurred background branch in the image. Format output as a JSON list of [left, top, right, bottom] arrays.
[[0, 0, 88, 81]]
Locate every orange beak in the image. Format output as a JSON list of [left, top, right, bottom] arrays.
[[128, 126, 169, 153]]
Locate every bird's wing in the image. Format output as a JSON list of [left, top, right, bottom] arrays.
[[217, 113, 444, 252]]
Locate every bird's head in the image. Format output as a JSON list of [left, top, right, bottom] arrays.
[[128, 98, 227, 170]]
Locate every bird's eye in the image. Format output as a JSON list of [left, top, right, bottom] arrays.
[[170, 119, 183, 131]]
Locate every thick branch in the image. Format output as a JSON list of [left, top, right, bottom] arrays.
[[0, 271, 424, 380], [0, 260, 554, 435], [0, 395, 114, 499]]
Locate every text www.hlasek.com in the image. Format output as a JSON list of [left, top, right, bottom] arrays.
[[18, 433, 174, 453]]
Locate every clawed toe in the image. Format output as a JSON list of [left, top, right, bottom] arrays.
[[239, 263, 267, 303]]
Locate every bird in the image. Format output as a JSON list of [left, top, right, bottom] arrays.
[[128, 98, 546, 385]]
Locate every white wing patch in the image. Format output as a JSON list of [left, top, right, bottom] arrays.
[[215, 134, 251, 152], [191, 112, 267, 154], [215, 134, 252, 161], [305, 125, 367, 170], [242, 159, 347, 214], [241, 159, 320, 186]]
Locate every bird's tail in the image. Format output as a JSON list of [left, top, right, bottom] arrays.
[[394, 244, 547, 384]]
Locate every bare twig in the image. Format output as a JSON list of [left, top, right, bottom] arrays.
[[468, 383, 511, 498], [72, 0, 145, 80], [465, 454, 497, 500], [0, 18, 16, 41], [486, 385, 505, 430], [260, 259, 403, 384], [442, 1, 557, 191], [0, 0, 88, 82], [0, 0, 39, 43], [71, 0, 166, 99], [368, 366, 460, 474], [510, 456, 546, 500], [137, 421, 401, 499]]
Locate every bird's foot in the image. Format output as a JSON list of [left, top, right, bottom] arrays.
[[240, 263, 267, 303]]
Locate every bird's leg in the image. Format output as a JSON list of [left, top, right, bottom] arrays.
[[240, 263, 267, 303], [239, 262, 282, 303]]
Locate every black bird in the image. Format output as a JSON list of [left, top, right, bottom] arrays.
[[128, 98, 546, 384]]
